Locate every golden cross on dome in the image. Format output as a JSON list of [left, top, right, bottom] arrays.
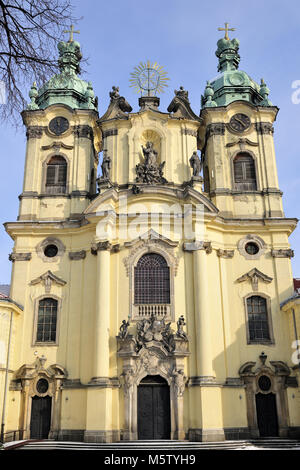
[[63, 24, 80, 42], [218, 22, 236, 40]]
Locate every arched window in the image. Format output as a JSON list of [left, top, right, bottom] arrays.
[[233, 153, 257, 190], [36, 298, 58, 343], [45, 156, 67, 194], [246, 296, 270, 342], [134, 253, 170, 305]]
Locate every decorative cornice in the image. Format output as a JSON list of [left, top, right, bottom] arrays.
[[271, 249, 294, 258], [72, 125, 94, 139], [206, 123, 225, 138], [91, 240, 112, 254], [69, 250, 86, 260], [41, 141, 74, 151], [26, 126, 44, 139], [30, 270, 66, 293], [102, 128, 118, 138], [226, 138, 258, 150], [9, 252, 31, 262], [181, 128, 198, 137], [255, 122, 274, 135], [217, 249, 234, 259], [236, 267, 273, 291], [182, 241, 212, 254]]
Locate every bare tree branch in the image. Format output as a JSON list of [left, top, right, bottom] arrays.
[[0, 0, 78, 128]]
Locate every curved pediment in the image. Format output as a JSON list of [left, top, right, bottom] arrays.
[[84, 185, 219, 218]]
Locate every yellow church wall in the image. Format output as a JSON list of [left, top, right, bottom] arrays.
[[221, 388, 248, 428], [199, 387, 224, 430], [60, 389, 87, 430], [85, 388, 113, 431], [287, 388, 300, 427]]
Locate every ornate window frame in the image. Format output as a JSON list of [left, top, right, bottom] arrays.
[[123, 234, 178, 321], [36, 237, 66, 263], [237, 234, 266, 260], [243, 292, 275, 345], [32, 294, 62, 346]]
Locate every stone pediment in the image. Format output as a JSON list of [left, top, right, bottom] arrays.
[[124, 229, 178, 249], [30, 270, 66, 293], [236, 268, 272, 291], [167, 87, 201, 122]]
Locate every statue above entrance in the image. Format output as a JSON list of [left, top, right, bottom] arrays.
[[135, 141, 168, 184]]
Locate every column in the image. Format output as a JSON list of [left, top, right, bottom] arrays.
[[91, 241, 111, 382], [192, 243, 214, 380]]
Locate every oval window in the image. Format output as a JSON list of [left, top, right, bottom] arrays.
[[44, 244, 58, 258], [36, 378, 49, 394]]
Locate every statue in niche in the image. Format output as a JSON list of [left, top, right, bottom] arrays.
[[135, 140, 167, 184], [101, 150, 111, 179], [189, 151, 202, 177], [141, 141, 158, 166]]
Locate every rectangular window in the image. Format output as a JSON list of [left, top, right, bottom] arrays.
[[36, 298, 57, 343], [247, 296, 270, 342]]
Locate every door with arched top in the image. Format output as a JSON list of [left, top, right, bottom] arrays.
[[137, 375, 171, 440]]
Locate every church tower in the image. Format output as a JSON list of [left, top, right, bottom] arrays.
[[1, 25, 300, 445]]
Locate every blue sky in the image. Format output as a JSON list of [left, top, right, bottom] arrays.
[[1, 0, 300, 284]]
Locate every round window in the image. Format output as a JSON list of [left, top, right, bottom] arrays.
[[36, 378, 49, 394], [245, 242, 259, 256], [258, 375, 271, 392], [44, 244, 58, 258]]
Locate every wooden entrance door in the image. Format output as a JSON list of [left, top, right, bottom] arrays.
[[137, 375, 171, 440], [256, 392, 279, 437], [30, 396, 52, 439]]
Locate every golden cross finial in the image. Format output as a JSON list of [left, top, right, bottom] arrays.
[[218, 22, 236, 40], [63, 24, 80, 42]]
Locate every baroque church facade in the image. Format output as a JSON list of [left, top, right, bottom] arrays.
[[1, 29, 300, 443]]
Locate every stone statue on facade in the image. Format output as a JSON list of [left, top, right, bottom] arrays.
[[135, 141, 167, 184], [118, 319, 130, 339], [141, 141, 158, 167], [172, 368, 187, 396], [136, 313, 174, 352], [176, 315, 187, 339], [189, 151, 201, 177], [101, 150, 111, 179]]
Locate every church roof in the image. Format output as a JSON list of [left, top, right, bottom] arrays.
[[0, 284, 10, 297], [201, 36, 273, 109], [26, 37, 98, 112]]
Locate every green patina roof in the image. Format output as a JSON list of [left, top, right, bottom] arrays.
[[202, 37, 273, 109], [27, 39, 97, 111]]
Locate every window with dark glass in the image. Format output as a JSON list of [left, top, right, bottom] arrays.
[[134, 253, 170, 304], [247, 296, 270, 342], [45, 156, 67, 194], [233, 153, 257, 190], [36, 298, 58, 342]]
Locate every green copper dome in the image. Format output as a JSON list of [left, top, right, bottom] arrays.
[[27, 38, 98, 111], [202, 37, 273, 108]]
